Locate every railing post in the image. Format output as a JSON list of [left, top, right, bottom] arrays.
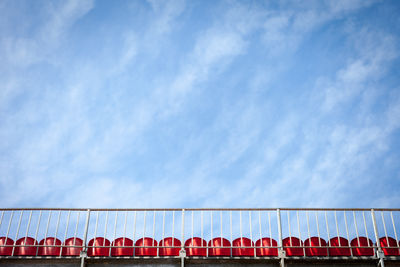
[[277, 209, 285, 267], [180, 209, 186, 267], [371, 209, 385, 267], [80, 209, 91, 267]]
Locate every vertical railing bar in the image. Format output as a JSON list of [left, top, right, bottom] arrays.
[[334, 211, 341, 247], [258, 211, 262, 248], [325, 211, 331, 247], [208, 211, 211, 255], [62, 210, 71, 257], [12, 211, 23, 257], [181, 209, 185, 251], [353, 211, 360, 245], [34, 211, 42, 256], [152, 211, 156, 248], [104, 210, 109, 247], [24, 211, 33, 243], [277, 209, 282, 249], [381, 211, 389, 248], [112, 211, 118, 256], [306, 211, 311, 243], [152, 211, 156, 255], [81, 209, 91, 262], [143, 211, 147, 241], [171, 212, 175, 250], [5, 211, 14, 254], [211, 211, 213, 242], [94, 211, 99, 245], [24, 211, 32, 253], [54, 210, 61, 246], [162, 210, 165, 248], [191, 211, 194, 242], [220, 211, 223, 248], [315, 211, 321, 247], [230, 211, 232, 256], [390, 212, 399, 248], [362, 211, 370, 247], [200, 210, 203, 253], [240, 210, 243, 242], [248, 210, 256, 253], [201, 211, 204, 243], [73, 211, 80, 246], [297, 211, 304, 256], [133, 211, 137, 251], [249, 211, 255, 257], [44, 210, 52, 242], [171, 211, 174, 248], [371, 209, 381, 253], [343, 211, 352, 256], [268, 212, 272, 247], [123, 210, 128, 247], [296, 211, 301, 241], [287, 211, 292, 244], [249, 210, 253, 241]]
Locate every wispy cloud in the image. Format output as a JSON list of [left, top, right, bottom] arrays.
[[0, 0, 399, 209]]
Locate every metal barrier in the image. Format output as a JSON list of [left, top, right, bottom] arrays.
[[0, 208, 399, 262]]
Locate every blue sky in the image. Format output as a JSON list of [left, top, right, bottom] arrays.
[[0, 0, 400, 208]]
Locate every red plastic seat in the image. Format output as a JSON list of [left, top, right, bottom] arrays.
[[379, 237, 400, 256], [159, 237, 181, 256], [61, 237, 83, 256], [38, 237, 62, 256], [14, 237, 38, 256], [0, 237, 14, 256], [282, 237, 304, 256], [135, 237, 158, 256], [208, 237, 231, 256], [350, 237, 374, 256], [304, 237, 327, 256], [255, 237, 278, 256], [87, 237, 111, 256], [111, 237, 133, 256], [328, 237, 351, 256], [232, 237, 254, 256], [184, 237, 207, 256]]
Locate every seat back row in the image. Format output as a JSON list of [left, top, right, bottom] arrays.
[[0, 236, 399, 257]]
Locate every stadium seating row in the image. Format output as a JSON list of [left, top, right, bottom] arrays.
[[0, 236, 399, 257]]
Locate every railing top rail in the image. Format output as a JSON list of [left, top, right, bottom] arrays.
[[0, 208, 399, 211]]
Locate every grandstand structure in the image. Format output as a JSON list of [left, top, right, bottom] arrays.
[[0, 208, 400, 267]]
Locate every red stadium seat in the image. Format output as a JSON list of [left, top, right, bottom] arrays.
[[0, 237, 14, 256], [87, 237, 111, 256], [304, 237, 327, 256], [14, 237, 38, 256], [62, 237, 83, 256], [135, 237, 158, 256], [350, 237, 374, 256], [111, 237, 133, 256], [184, 237, 207, 256], [255, 237, 278, 256], [208, 237, 231, 256], [379, 237, 400, 256], [282, 237, 304, 256], [232, 237, 254, 256], [38, 237, 62, 256], [159, 237, 181, 256], [328, 237, 351, 256]]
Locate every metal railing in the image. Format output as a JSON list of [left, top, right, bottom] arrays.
[[0, 208, 399, 259]]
